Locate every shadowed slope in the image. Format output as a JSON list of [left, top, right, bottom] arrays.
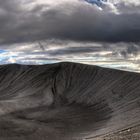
[[0, 62, 140, 140]]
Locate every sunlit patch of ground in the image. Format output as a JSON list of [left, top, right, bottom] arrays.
[[88, 124, 140, 140]]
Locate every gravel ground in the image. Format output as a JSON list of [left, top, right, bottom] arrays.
[[89, 124, 140, 140], [0, 62, 140, 140]]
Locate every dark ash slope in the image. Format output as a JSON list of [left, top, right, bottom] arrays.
[[0, 62, 140, 140]]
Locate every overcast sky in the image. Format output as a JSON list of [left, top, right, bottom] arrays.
[[0, 0, 140, 72]]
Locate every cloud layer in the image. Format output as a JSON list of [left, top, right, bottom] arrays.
[[0, 0, 140, 45], [0, 0, 140, 72], [1, 41, 140, 73]]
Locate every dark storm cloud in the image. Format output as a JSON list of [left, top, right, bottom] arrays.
[[116, 4, 140, 14], [0, 0, 140, 46]]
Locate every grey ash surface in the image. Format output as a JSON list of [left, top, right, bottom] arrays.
[[0, 62, 140, 140]]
